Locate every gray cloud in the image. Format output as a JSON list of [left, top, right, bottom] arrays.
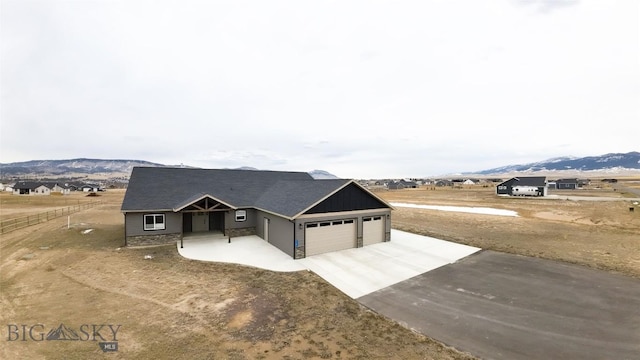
[[1, 0, 637, 179], [511, 0, 580, 13]]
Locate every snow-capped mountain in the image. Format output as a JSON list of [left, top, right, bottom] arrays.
[[0, 158, 340, 180], [0, 158, 165, 177], [475, 152, 640, 175]]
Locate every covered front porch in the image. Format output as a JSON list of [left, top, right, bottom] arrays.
[[175, 193, 232, 236]]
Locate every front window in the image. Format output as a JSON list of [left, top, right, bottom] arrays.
[[144, 214, 165, 231], [235, 210, 247, 222]]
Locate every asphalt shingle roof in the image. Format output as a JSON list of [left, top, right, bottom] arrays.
[[121, 167, 351, 218], [505, 176, 547, 187], [255, 179, 351, 218]]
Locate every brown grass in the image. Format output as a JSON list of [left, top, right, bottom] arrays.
[[376, 183, 640, 279], [2, 182, 638, 359], [0, 190, 474, 359]]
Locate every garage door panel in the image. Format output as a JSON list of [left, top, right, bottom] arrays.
[[306, 220, 356, 256], [363, 216, 384, 246]]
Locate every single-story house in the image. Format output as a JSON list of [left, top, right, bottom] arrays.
[[12, 182, 52, 195], [435, 180, 453, 187], [387, 180, 418, 190], [556, 178, 579, 190], [12, 182, 72, 195], [80, 184, 101, 192], [496, 176, 547, 197], [0, 183, 14, 192], [121, 167, 394, 259]]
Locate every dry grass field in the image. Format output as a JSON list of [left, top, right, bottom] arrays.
[[1, 180, 639, 359], [377, 180, 640, 279], [0, 190, 473, 360]]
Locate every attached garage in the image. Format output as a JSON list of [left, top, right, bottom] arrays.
[[123, 167, 393, 258], [363, 216, 385, 245], [305, 219, 357, 256]]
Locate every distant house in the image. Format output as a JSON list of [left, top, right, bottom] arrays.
[[556, 178, 578, 190], [435, 180, 453, 187], [577, 179, 590, 187], [65, 183, 79, 191], [387, 180, 418, 190], [121, 167, 393, 259], [496, 177, 547, 197], [13, 182, 51, 195], [463, 179, 477, 185], [0, 183, 14, 192], [11, 181, 72, 195], [81, 184, 101, 192]]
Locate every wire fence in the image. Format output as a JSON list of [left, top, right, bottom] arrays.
[[0, 201, 102, 234]]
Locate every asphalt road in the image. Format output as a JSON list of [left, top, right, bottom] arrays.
[[358, 251, 640, 360]]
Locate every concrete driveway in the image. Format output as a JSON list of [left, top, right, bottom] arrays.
[[178, 229, 480, 298], [297, 230, 480, 298], [358, 250, 640, 360]]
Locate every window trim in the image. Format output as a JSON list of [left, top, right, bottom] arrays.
[[144, 214, 166, 231], [235, 210, 247, 222]]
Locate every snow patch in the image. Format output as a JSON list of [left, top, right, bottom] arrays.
[[391, 202, 519, 217]]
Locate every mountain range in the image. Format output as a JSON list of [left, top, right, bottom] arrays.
[[471, 152, 640, 176], [1, 152, 638, 180], [0, 158, 340, 180]]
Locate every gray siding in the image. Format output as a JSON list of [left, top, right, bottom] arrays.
[[225, 208, 257, 229], [256, 210, 294, 257], [124, 212, 182, 237]]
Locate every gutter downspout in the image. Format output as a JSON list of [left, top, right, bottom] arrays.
[[291, 219, 296, 259]]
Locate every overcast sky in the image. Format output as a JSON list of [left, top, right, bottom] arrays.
[[1, 0, 638, 178]]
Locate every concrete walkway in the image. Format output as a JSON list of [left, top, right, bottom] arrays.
[[177, 229, 480, 298], [177, 233, 307, 272]]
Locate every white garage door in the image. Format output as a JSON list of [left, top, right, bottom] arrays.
[[305, 219, 356, 256], [363, 216, 385, 246]]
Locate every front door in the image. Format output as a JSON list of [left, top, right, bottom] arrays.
[[209, 212, 224, 232], [192, 212, 209, 232]]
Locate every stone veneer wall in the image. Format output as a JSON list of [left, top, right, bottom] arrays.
[[226, 227, 256, 238], [126, 233, 181, 246], [294, 246, 305, 259]]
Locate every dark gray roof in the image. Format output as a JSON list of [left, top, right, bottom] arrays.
[[255, 179, 351, 218], [121, 167, 353, 218], [13, 181, 44, 190], [13, 181, 62, 190], [501, 176, 547, 187]]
